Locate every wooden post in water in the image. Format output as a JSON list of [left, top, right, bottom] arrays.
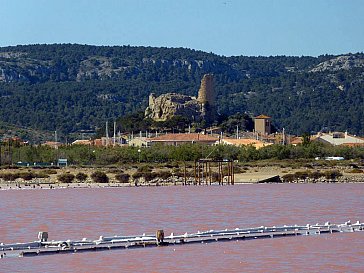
[[156, 230, 164, 245]]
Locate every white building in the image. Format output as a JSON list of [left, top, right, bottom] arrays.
[[316, 132, 364, 146]]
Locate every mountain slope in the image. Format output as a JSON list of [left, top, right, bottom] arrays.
[[0, 44, 363, 136]]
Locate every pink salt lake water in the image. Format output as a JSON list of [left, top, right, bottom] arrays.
[[1, 183, 363, 272]]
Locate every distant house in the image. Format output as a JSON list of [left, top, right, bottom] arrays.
[[72, 139, 93, 145], [315, 132, 364, 146], [146, 133, 218, 146], [254, 114, 271, 135], [221, 138, 272, 149], [73, 137, 128, 147], [290, 135, 320, 146], [2, 136, 28, 146], [128, 137, 151, 147], [42, 141, 62, 149]]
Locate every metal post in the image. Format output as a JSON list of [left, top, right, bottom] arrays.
[[232, 161, 234, 185], [200, 161, 203, 185], [209, 162, 212, 185], [184, 162, 187, 185]]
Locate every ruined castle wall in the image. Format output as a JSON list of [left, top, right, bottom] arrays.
[[197, 74, 215, 106], [145, 74, 218, 124]]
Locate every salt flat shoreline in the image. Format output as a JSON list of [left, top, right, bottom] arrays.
[[1, 163, 364, 191], [1, 180, 363, 191]]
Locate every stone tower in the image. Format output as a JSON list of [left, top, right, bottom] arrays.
[[254, 114, 272, 135], [197, 74, 215, 106]]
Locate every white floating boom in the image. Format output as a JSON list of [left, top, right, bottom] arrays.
[[1, 221, 363, 258]]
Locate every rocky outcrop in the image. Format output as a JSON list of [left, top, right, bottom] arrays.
[[310, 55, 364, 72], [145, 74, 218, 123], [145, 93, 202, 121]]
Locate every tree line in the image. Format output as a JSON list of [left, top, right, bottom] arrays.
[[1, 142, 363, 167]]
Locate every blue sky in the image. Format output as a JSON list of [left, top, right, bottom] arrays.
[[1, 0, 363, 56]]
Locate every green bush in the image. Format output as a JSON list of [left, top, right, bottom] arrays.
[[308, 171, 322, 179], [75, 172, 88, 182], [18, 172, 35, 181], [91, 171, 109, 183], [294, 171, 310, 179], [115, 173, 130, 183], [132, 171, 156, 182], [348, 169, 363, 173], [156, 171, 172, 180], [132, 171, 143, 180], [282, 173, 296, 182], [0, 173, 19, 181], [57, 173, 75, 183], [323, 170, 342, 180]]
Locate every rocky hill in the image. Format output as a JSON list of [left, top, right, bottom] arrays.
[[310, 54, 364, 72], [0, 44, 363, 137]]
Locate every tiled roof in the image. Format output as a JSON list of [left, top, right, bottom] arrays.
[[290, 137, 303, 145], [72, 139, 92, 145], [222, 138, 271, 148], [148, 133, 218, 142], [42, 141, 62, 146], [255, 114, 271, 119], [340, 143, 364, 147]]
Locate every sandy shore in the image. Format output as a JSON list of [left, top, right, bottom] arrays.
[[1, 164, 363, 191]]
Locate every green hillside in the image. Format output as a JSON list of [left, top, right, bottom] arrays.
[[0, 44, 363, 136]]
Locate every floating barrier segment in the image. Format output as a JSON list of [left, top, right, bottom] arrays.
[[1, 221, 363, 259]]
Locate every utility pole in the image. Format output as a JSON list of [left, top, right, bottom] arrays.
[[105, 121, 109, 146], [113, 121, 116, 146]]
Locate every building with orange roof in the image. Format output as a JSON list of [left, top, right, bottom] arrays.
[[146, 133, 219, 146], [221, 138, 272, 149], [254, 114, 271, 135], [41, 141, 62, 149], [72, 139, 93, 145], [290, 137, 303, 146]]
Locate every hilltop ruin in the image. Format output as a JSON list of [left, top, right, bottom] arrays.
[[145, 74, 217, 124]]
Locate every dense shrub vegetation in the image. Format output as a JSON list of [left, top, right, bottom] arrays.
[[57, 173, 75, 183], [1, 141, 364, 167], [75, 172, 88, 182], [115, 173, 130, 183], [0, 171, 50, 181], [0, 44, 363, 137], [282, 170, 343, 182], [91, 171, 109, 183]]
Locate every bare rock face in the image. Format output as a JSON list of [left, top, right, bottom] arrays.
[[310, 55, 364, 72], [145, 74, 218, 123], [145, 93, 202, 121]]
